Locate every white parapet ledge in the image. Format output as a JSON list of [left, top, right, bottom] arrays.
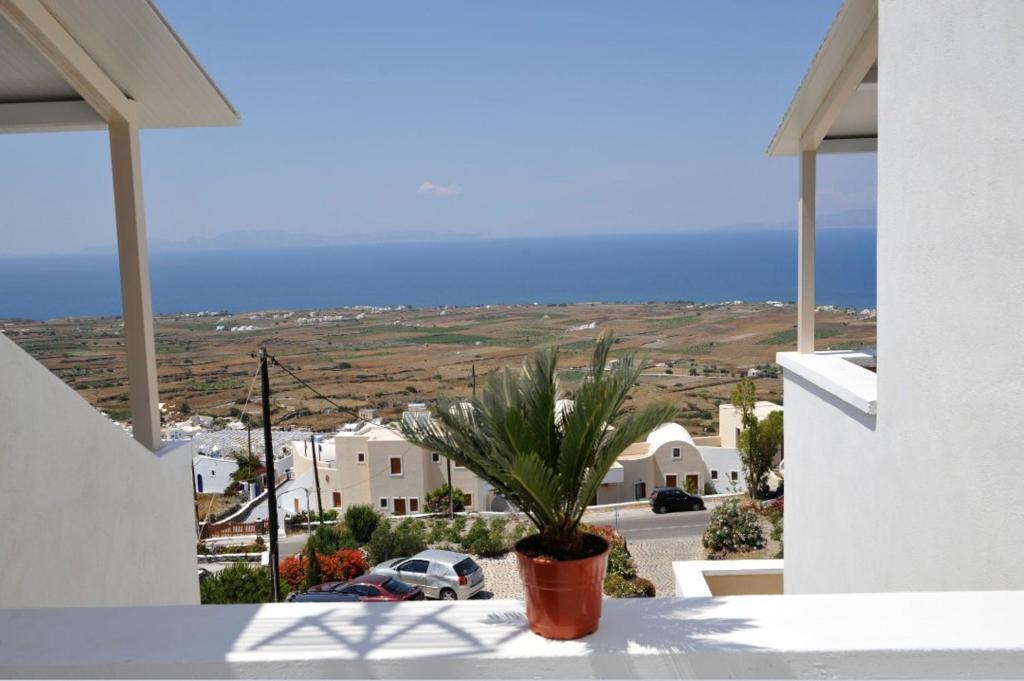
[[2, 593, 1024, 679], [777, 350, 878, 415], [673, 559, 784, 598]]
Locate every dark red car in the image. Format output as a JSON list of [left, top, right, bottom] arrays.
[[305, 574, 424, 602]]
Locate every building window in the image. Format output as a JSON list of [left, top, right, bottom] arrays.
[[409, 498, 419, 513], [730, 470, 739, 482], [672, 447, 681, 459], [431, 452, 440, 463], [357, 452, 366, 464], [389, 457, 403, 476], [379, 497, 388, 509], [463, 493, 473, 508], [666, 474, 678, 488], [711, 469, 719, 480], [210, 470, 216, 476], [333, 492, 341, 507], [293, 499, 300, 513]]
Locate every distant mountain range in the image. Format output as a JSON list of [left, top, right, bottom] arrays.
[[76, 208, 875, 255]]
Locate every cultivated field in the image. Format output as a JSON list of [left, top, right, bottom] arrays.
[[4, 302, 875, 435]]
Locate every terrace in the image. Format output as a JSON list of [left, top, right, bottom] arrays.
[[2, 0, 1024, 677]]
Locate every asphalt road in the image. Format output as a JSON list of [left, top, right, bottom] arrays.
[[592, 508, 711, 543]]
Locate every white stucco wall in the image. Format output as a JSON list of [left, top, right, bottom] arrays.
[[871, 0, 1024, 592], [0, 334, 199, 607], [193, 455, 237, 494], [786, 0, 1024, 594]]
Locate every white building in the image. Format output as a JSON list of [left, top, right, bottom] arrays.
[[770, 0, 1024, 595]]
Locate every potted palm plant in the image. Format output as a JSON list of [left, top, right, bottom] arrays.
[[401, 334, 673, 639]]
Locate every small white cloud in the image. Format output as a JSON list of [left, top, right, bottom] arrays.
[[418, 181, 463, 198]]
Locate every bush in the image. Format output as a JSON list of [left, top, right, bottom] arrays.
[[307, 525, 358, 555], [582, 524, 635, 579], [200, 563, 273, 604], [427, 519, 451, 543], [279, 555, 306, 593], [366, 519, 428, 565], [459, 518, 510, 557], [760, 497, 784, 558], [319, 548, 368, 582], [425, 483, 467, 514], [290, 509, 339, 525], [603, 573, 655, 598], [631, 577, 656, 597], [344, 504, 381, 544], [703, 480, 717, 496], [702, 499, 766, 558]]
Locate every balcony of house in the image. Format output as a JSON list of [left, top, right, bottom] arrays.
[[2, 591, 1023, 679]]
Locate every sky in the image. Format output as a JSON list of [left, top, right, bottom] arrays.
[[0, 0, 876, 255]]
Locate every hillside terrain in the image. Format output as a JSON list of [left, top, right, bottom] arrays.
[[4, 302, 875, 435]]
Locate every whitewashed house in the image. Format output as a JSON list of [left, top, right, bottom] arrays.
[[770, 0, 1024, 595]]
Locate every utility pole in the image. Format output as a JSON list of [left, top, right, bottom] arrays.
[[310, 433, 324, 525], [258, 347, 281, 602]]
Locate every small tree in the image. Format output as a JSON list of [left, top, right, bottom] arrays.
[[731, 379, 782, 500], [343, 504, 381, 544], [229, 449, 265, 490], [426, 483, 466, 514]]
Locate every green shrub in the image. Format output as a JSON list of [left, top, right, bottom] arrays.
[[425, 483, 466, 513], [631, 577, 656, 597], [199, 563, 273, 604], [306, 525, 358, 556], [427, 519, 451, 543], [603, 573, 656, 598], [344, 504, 381, 544], [459, 519, 489, 551], [606, 542, 637, 579], [458, 518, 510, 557], [703, 480, 717, 496], [702, 499, 766, 558], [366, 518, 428, 565], [449, 516, 467, 541]]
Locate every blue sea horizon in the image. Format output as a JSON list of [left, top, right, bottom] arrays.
[[0, 229, 876, 321]]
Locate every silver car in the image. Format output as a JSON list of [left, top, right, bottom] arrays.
[[371, 549, 485, 600]]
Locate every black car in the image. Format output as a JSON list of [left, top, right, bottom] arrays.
[[649, 487, 705, 514]]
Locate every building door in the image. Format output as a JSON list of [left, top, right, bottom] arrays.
[[393, 498, 407, 515], [333, 492, 342, 507], [293, 498, 299, 513], [196, 474, 203, 493], [685, 474, 700, 494], [634, 481, 647, 500], [665, 474, 678, 489]]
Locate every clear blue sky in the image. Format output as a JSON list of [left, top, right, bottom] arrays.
[[1, 0, 876, 255]]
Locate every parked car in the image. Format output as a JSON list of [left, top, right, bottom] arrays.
[[289, 575, 424, 602], [371, 549, 485, 600], [288, 589, 359, 603], [649, 486, 706, 514]]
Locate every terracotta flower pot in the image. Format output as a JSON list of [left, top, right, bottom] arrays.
[[514, 534, 609, 640]]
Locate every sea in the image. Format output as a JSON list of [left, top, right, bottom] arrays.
[[0, 229, 876, 321]]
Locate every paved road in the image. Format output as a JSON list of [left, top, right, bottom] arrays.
[[588, 508, 711, 543]]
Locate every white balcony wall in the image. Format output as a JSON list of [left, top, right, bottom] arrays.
[[781, 366, 877, 594], [876, 0, 1024, 591], [786, 0, 1024, 595], [0, 334, 198, 608]]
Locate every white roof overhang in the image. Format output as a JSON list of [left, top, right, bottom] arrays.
[[767, 0, 877, 156], [0, 0, 238, 134]]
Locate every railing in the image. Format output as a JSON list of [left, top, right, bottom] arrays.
[[202, 520, 268, 539]]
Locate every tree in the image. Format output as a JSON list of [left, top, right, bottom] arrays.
[[401, 334, 674, 557], [731, 379, 782, 500], [426, 483, 466, 514], [230, 449, 265, 491]]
